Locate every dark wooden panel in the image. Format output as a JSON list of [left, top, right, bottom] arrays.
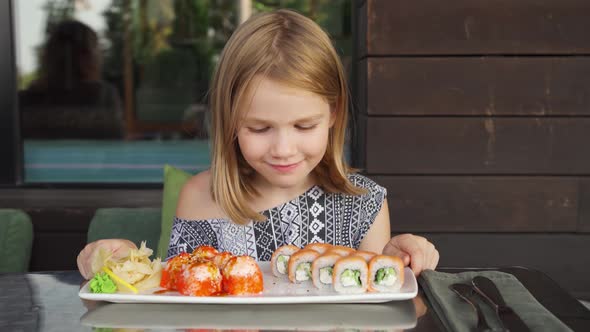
[[30, 232, 86, 271], [26, 208, 94, 232], [366, 118, 590, 174], [375, 176, 579, 232], [365, 57, 590, 116], [413, 233, 590, 299], [362, 0, 590, 55], [0, 188, 162, 208], [579, 179, 590, 232]]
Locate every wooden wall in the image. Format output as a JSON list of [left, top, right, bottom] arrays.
[[353, 0, 590, 299]]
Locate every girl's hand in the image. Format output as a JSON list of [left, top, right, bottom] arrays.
[[382, 234, 439, 276], [76, 239, 137, 279]]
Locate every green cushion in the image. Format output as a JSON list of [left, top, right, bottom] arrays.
[[156, 165, 192, 259], [0, 209, 33, 272], [88, 208, 162, 253]]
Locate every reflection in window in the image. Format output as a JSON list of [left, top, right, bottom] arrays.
[[14, 0, 351, 183]]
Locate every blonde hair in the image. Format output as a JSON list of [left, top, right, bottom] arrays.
[[209, 9, 366, 225]]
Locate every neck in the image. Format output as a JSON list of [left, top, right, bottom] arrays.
[[249, 174, 316, 211]]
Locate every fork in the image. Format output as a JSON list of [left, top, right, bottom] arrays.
[[450, 283, 494, 332]]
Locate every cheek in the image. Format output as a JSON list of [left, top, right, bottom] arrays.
[[237, 133, 266, 160], [300, 128, 330, 156]]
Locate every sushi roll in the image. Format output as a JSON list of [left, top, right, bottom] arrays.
[[288, 249, 320, 283], [368, 255, 405, 292], [212, 251, 234, 269], [326, 245, 356, 257], [332, 256, 368, 294], [191, 245, 219, 262], [311, 253, 341, 289], [303, 243, 333, 255], [160, 252, 192, 290], [179, 261, 223, 296], [270, 244, 299, 277], [352, 250, 377, 262], [222, 256, 264, 295]]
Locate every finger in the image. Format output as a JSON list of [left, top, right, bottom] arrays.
[[382, 241, 411, 266], [77, 247, 91, 279], [429, 248, 440, 271], [395, 237, 424, 275], [410, 249, 424, 276]]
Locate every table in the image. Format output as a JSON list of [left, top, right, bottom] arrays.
[[1, 267, 588, 331]]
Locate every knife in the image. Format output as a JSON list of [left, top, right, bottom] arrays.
[[472, 276, 530, 332], [449, 283, 493, 332]]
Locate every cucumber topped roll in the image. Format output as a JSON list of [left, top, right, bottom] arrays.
[[271, 245, 299, 277], [333, 256, 368, 294]]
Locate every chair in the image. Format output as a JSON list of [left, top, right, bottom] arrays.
[[87, 208, 162, 250], [0, 209, 33, 272]]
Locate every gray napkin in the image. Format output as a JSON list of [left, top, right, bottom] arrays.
[[419, 270, 572, 332]]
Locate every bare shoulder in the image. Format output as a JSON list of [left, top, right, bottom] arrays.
[[175, 169, 225, 220]]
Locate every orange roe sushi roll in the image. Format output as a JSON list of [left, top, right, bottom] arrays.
[[222, 256, 264, 295], [179, 261, 223, 296], [191, 245, 219, 262], [303, 243, 332, 255], [212, 251, 234, 269], [160, 252, 192, 290]]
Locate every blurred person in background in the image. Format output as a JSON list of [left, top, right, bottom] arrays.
[[20, 20, 124, 139]]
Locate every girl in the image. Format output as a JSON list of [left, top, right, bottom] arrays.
[[77, 9, 438, 279]]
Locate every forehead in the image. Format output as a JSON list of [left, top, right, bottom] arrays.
[[243, 77, 330, 121]]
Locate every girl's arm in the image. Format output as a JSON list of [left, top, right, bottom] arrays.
[[358, 200, 391, 253]]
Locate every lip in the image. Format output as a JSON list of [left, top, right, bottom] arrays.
[[269, 161, 301, 173]]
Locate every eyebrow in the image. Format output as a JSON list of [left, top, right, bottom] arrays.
[[244, 114, 324, 124]]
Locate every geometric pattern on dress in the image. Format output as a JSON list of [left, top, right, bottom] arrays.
[[166, 173, 387, 261]]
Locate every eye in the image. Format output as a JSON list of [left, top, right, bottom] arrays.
[[296, 124, 317, 131], [248, 127, 270, 133]]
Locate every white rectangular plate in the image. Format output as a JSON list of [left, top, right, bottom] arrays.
[[79, 262, 417, 304]]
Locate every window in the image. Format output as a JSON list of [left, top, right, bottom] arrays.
[[7, 0, 352, 184]]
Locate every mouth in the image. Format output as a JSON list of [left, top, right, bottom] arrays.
[[269, 161, 301, 173]]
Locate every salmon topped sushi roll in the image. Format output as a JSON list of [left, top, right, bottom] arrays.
[[303, 243, 332, 255], [333, 256, 368, 294], [288, 249, 320, 283], [222, 256, 264, 295], [326, 245, 356, 257], [311, 253, 341, 289], [271, 244, 299, 277], [352, 250, 377, 262], [179, 261, 223, 296], [368, 255, 405, 292]]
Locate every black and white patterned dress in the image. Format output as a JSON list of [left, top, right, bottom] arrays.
[[166, 173, 387, 261]]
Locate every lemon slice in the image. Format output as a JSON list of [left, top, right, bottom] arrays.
[[102, 266, 138, 294]]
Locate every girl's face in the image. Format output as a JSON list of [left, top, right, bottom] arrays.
[[237, 77, 335, 192]]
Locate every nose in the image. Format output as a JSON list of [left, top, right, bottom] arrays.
[[270, 129, 297, 159]]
